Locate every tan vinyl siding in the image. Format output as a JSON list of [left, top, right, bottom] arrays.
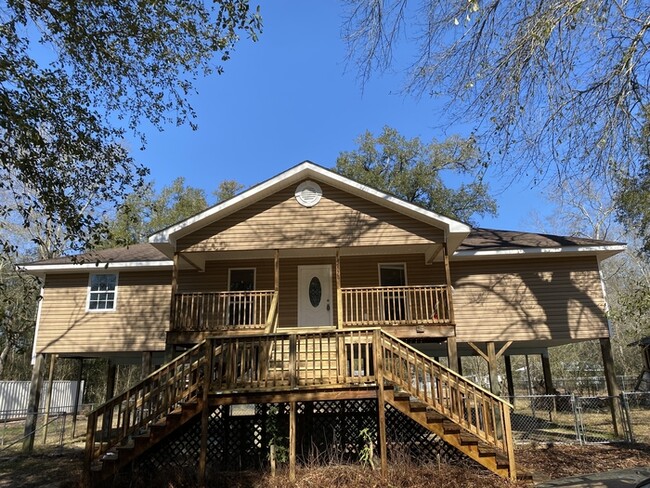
[[340, 254, 445, 287], [178, 259, 275, 292], [452, 256, 609, 342], [36, 271, 171, 354], [177, 181, 443, 252]]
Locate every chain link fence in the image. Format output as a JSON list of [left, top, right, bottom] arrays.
[[0, 405, 90, 453], [511, 392, 650, 445]]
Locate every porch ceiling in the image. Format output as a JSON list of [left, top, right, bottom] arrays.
[[177, 243, 443, 270]]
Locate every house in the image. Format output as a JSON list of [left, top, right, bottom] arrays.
[[20, 162, 625, 483]]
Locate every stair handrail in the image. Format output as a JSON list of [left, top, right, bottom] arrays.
[[379, 330, 515, 476], [84, 340, 207, 470]]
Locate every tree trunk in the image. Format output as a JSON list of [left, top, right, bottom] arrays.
[[0, 340, 11, 378]]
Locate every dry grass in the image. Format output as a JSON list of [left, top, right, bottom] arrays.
[[2, 443, 650, 487]]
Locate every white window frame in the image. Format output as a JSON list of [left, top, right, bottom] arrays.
[[86, 273, 119, 312]]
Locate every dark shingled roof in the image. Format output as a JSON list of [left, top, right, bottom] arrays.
[[22, 243, 169, 266], [459, 228, 625, 252], [21, 229, 624, 268]]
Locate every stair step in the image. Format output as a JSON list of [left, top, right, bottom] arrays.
[[442, 420, 460, 434], [409, 400, 428, 412], [425, 411, 445, 423], [477, 442, 496, 456], [393, 390, 410, 400], [495, 455, 509, 469], [459, 432, 479, 445], [100, 451, 119, 463], [180, 401, 199, 411], [516, 470, 535, 481], [134, 434, 151, 447]]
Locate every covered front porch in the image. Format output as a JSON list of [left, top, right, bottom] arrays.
[[166, 244, 456, 344]]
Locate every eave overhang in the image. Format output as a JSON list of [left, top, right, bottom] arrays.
[[18, 260, 173, 278], [452, 244, 627, 261]]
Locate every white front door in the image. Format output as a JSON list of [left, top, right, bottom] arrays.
[[298, 265, 333, 327]]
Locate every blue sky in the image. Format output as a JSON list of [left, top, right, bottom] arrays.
[[136, 1, 549, 232]]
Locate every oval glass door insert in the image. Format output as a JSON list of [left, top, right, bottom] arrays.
[[309, 277, 322, 307]]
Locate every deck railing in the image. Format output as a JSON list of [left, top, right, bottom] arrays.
[[341, 285, 451, 327], [207, 329, 376, 391], [172, 290, 275, 331]]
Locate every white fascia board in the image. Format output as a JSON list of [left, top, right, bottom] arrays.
[[148, 161, 471, 250], [19, 260, 173, 277], [453, 244, 627, 260]]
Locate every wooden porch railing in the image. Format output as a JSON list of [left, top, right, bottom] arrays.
[[341, 285, 451, 327], [207, 329, 376, 391], [84, 341, 207, 470], [172, 290, 276, 331], [378, 331, 516, 478]]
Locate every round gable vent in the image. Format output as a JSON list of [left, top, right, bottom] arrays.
[[295, 180, 322, 207]]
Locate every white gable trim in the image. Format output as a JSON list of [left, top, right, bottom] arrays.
[[148, 161, 471, 253]]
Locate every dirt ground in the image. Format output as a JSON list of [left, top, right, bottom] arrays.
[[1, 443, 650, 487]]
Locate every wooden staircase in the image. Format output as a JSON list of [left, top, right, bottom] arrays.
[[386, 387, 512, 477], [84, 329, 522, 485]]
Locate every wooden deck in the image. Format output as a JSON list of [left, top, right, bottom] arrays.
[[84, 328, 517, 485]]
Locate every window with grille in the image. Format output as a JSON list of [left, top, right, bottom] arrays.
[[88, 274, 118, 311]]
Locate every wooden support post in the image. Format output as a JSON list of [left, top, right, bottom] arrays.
[[487, 342, 500, 395], [442, 241, 455, 324], [447, 337, 459, 373], [374, 330, 387, 478], [102, 360, 118, 438], [600, 338, 623, 437], [289, 401, 297, 482], [504, 355, 515, 404], [42, 353, 57, 444], [23, 353, 46, 453], [141, 351, 153, 378], [541, 351, 554, 394], [336, 248, 343, 329], [199, 341, 212, 488], [274, 249, 280, 294], [72, 358, 84, 438], [105, 360, 117, 402], [170, 252, 179, 328], [541, 351, 556, 421]]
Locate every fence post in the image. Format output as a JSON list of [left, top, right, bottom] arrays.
[[571, 394, 583, 445], [620, 393, 635, 444]]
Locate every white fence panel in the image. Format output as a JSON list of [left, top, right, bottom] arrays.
[[0, 380, 84, 419]]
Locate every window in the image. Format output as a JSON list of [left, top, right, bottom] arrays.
[[379, 264, 407, 322], [228, 268, 255, 325], [88, 274, 118, 311]]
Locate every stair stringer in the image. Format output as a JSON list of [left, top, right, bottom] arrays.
[[384, 388, 511, 479], [91, 399, 205, 485]]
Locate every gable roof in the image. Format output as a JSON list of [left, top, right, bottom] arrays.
[[148, 161, 471, 256]]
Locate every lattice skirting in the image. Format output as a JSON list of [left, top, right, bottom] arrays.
[[134, 399, 469, 475]]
